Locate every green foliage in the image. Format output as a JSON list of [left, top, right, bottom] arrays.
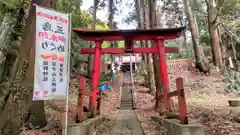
[[224, 68, 240, 93], [88, 0, 107, 12], [0, 0, 24, 9], [96, 24, 111, 48], [85, 72, 112, 91], [95, 24, 125, 48], [164, 40, 194, 59], [56, 0, 123, 68], [221, 0, 240, 22], [99, 72, 111, 84], [191, 0, 240, 47], [57, 0, 81, 13], [165, 41, 181, 59], [200, 31, 211, 46], [0, 0, 30, 83], [56, 0, 92, 68], [117, 41, 124, 48]]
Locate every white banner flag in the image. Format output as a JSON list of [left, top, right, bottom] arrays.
[[33, 6, 70, 100]]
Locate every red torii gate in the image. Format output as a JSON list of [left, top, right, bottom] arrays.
[[73, 27, 187, 122]]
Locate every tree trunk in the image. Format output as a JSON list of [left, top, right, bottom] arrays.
[[218, 26, 227, 67], [229, 36, 237, 67], [0, 59, 33, 135], [144, 0, 155, 94], [137, 0, 148, 68], [183, 0, 209, 73], [180, 8, 188, 57], [108, 0, 117, 76], [0, 0, 56, 134], [208, 19, 223, 69], [206, 0, 224, 70], [0, 13, 13, 83], [148, 0, 165, 113], [87, 0, 98, 77]]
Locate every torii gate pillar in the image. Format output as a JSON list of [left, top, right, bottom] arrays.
[[89, 41, 102, 116], [157, 39, 171, 110]]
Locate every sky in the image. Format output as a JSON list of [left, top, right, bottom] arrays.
[[80, 0, 190, 39], [80, 0, 191, 51], [81, 1, 107, 22], [81, 0, 136, 29]]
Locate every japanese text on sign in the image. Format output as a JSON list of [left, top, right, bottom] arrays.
[[33, 6, 70, 100]]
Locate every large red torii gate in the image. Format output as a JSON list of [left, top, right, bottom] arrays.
[[73, 27, 186, 120]]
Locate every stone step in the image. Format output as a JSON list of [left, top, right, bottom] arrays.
[[121, 103, 132, 105], [228, 98, 240, 107], [120, 105, 133, 107], [121, 103, 133, 105]]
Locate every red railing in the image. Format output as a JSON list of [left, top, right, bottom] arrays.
[[176, 78, 188, 124], [75, 75, 102, 123], [158, 77, 188, 124]]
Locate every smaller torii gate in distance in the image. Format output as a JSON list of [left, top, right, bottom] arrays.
[[73, 27, 188, 124]]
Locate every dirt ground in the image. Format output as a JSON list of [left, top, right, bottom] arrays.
[[20, 77, 81, 135], [134, 86, 167, 135], [20, 77, 121, 135], [134, 70, 240, 135], [21, 71, 240, 135], [182, 72, 240, 135]]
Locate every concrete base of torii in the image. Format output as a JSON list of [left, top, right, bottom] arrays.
[[67, 115, 105, 135], [152, 116, 204, 135]]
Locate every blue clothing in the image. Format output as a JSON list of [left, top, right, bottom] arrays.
[[99, 84, 105, 92], [112, 76, 116, 81]]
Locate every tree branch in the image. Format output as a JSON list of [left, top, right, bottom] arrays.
[[214, 22, 222, 29], [204, 0, 209, 7], [212, 6, 221, 24]]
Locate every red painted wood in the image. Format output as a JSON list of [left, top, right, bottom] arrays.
[[89, 41, 102, 117], [156, 78, 188, 124], [176, 77, 188, 124], [80, 47, 179, 54], [132, 47, 179, 53], [74, 35, 181, 41], [168, 90, 179, 97], [157, 39, 171, 112], [81, 48, 125, 54], [76, 76, 85, 123], [164, 47, 179, 53], [72, 27, 185, 43], [156, 91, 179, 101], [74, 27, 189, 123], [132, 48, 157, 53]]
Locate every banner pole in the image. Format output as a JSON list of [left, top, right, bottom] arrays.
[[63, 13, 72, 135]]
